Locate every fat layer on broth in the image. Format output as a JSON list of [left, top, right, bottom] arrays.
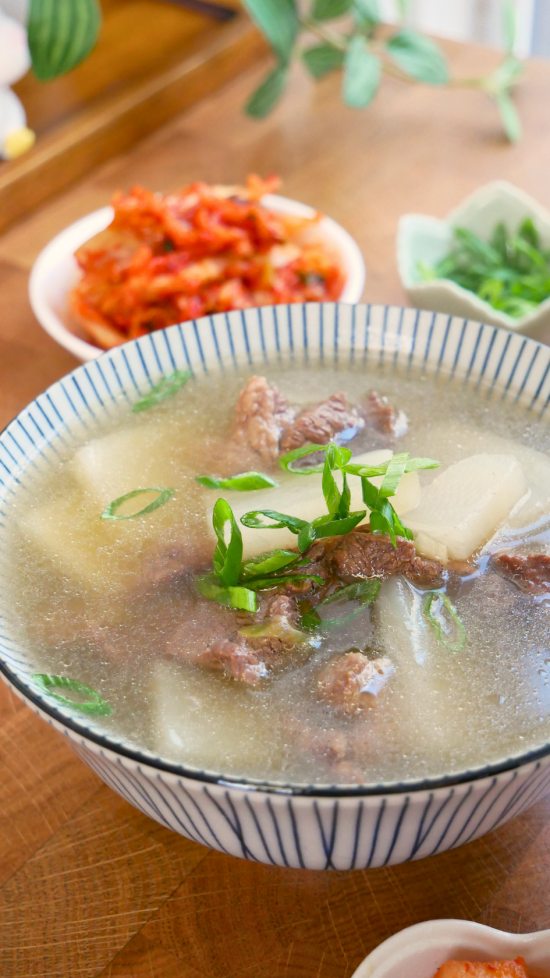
[[5, 361, 550, 786]]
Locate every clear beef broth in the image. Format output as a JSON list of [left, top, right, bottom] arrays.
[[6, 360, 550, 785]]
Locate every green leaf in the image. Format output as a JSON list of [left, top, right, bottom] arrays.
[[132, 370, 192, 413], [242, 0, 299, 63], [100, 488, 175, 521], [387, 29, 449, 85], [212, 499, 243, 587], [32, 674, 111, 716], [353, 0, 380, 24], [313, 0, 353, 19], [395, 0, 410, 18], [302, 44, 345, 79], [495, 90, 522, 143], [29, 0, 101, 81], [245, 64, 288, 118], [343, 36, 381, 108], [196, 471, 278, 491], [503, 0, 516, 55]]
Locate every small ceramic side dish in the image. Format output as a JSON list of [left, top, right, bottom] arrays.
[[29, 194, 366, 362], [352, 919, 550, 978], [397, 181, 550, 345]]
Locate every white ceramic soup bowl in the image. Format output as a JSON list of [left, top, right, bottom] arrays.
[[2, 303, 550, 871], [352, 919, 550, 978], [28, 194, 366, 362]]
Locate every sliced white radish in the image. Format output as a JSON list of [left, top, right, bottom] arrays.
[[151, 660, 284, 774], [406, 454, 527, 562]]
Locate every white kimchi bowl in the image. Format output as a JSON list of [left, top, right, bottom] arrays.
[[1, 303, 550, 870], [397, 181, 550, 345], [352, 919, 550, 978], [29, 194, 366, 362]]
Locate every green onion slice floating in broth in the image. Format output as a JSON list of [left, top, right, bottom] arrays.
[[196, 471, 279, 491], [132, 369, 192, 413], [32, 675, 112, 716], [301, 578, 381, 631], [422, 591, 467, 652], [100, 488, 175, 521]]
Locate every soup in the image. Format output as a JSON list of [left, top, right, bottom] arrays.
[[5, 357, 550, 786]]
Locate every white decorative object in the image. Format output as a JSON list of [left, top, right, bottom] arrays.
[[0, 10, 34, 160], [352, 918, 550, 978], [397, 181, 550, 346], [29, 195, 366, 361]]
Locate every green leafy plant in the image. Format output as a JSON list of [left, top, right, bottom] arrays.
[[28, 0, 102, 81], [243, 0, 524, 142]]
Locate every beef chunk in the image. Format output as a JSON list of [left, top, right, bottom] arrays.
[[166, 590, 304, 686], [261, 591, 300, 624], [361, 390, 408, 438], [493, 553, 550, 595], [279, 392, 363, 453], [232, 375, 295, 462], [328, 527, 445, 585], [317, 652, 394, 715]]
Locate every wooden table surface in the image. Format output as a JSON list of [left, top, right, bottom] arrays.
[[1, 38, 550, 978]]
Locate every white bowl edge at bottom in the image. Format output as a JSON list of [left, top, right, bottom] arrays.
[[353, 919, 550, 978]]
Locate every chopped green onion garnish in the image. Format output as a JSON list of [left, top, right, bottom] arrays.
[[32, 674, 112, 716], [417, 219, 550, 319], [301, 578, 381, 631], [132, 369, 191, 413], [212, 498, 244, 588], [196, 471, 278, 491], [245, 573, 325, 590], [196, 573, 258, 612], [422, 591, 467, 652], [278, 444, 329, 474], [238, 618, 313, 645], [240, 549, 303, 578], [240, 509, 309, 534], [100, 488, 175, 521]]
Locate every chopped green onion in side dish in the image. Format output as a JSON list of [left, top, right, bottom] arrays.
[[422, 591, 467, 652], [301, 579, 381, 631], [132, 369, 192, 413], [196, 471, 279, 491], [32, 674, 112, 716], [100, 488, 175, 520], [417, 219, 550, 319]]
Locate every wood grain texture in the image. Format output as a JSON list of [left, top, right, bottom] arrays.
[[1, 37, 550, 977]]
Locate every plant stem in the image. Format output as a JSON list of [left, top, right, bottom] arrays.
[[299, 16, 348, 52], [299, 16, 515, 96]]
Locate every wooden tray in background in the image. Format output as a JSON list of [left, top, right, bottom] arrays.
[[0, 0, 265, 233]]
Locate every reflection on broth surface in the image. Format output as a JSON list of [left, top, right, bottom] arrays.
[[7, 359, 550, 785]]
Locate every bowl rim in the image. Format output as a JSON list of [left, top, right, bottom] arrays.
[[28, 193, 366, 362], [3, 301, 550, 798]]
